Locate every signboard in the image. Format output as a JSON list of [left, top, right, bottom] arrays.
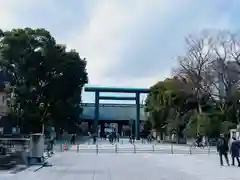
[[104, 123, 118, 133]]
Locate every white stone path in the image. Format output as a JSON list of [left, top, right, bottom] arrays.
[[0, 151, 240, 180]]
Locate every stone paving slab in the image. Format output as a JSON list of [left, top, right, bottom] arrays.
[[1, 151, 240, 180]]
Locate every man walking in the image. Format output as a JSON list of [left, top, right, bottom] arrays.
[[230, 137, 240, 166], [70, 134, 76, 145], [217, 134, 230, 166]]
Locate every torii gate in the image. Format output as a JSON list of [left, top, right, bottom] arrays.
[[84, 87, 149, 140]]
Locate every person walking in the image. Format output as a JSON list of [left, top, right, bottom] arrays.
[[132, 135, 135, 144], [217, 134, 230, 166], [230, 137, 240, 166], [129, 135, 132, 144], [70, 134, 76, 145], [93, 134, 97, 144], [116, 133, 120, 143]]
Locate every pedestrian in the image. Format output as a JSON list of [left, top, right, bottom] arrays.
[[117, 133, 120, 143], [230, 137, 240, 166], [93, 134, 97, 144], [47, 138, 54, 157], [108, 133, 112, 144], [217, 134, 230, 166], [70, 134, 76, 145], [132, 135, 135, 144], [195, 134, 202, 147], [129, 135, 132, 144]]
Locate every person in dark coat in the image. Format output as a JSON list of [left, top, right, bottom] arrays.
[[230, 137, 240, 166], [129, 135, 132, 144], [71, 134, 76, 145], [196, 134, 202, 147], [217, 134, 230, 166], [132, 135, 135, 144], [92, 133, 97, 144]]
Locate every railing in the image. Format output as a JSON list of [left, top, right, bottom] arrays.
[[0, 137, 51, 154], [58, 143, 217, 155], [0, 137, 30, 153]]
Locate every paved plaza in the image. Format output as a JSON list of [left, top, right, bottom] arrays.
[[1, 150, 240, 180]]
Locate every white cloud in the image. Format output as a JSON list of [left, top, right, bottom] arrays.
[[0, 0, 236, 103], [67, 0, 193, 87]]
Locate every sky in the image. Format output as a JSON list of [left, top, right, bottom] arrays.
[[1, 0, 240, 104]]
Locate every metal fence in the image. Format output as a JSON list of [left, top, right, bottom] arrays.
[[0, 137, 55, 155], [57, 143, 218, 155], [0, 138, 30, 154]]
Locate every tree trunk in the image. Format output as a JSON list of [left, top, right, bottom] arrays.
[[42, 123, 45, 134], [40, 106, 49, 134], [197, 102, 202, 135]]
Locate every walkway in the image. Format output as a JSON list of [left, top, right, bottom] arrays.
[[1, 151, 240, 179]]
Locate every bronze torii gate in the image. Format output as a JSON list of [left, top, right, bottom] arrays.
[[84, 87, 149, 140]]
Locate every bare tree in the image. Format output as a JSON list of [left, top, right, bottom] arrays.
[[210, 32, 240, 124], [176, 31, 240, 126], [229, 32, 240, 65], [211, 31, 240, 95], [174, 32, 215, 134]]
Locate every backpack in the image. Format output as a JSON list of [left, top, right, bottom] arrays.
[[219, 139, 225, 147]]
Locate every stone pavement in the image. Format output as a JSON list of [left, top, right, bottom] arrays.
[[1, 151, 240, 180]]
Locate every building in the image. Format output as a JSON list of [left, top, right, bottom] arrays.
[[80, 103, 146, 136]]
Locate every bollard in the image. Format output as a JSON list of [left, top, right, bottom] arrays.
[[64, 141, 68, 150], [134, 144, 136, 153], [77, 144, 79, 153], [60, 144, 63, 152], [115, 144, 118, 153], [208, 146, 210, 155], [63, 144, 67, 152], [96, 144, 99, 154], [171, 143, 173, 154], [152, 144, 154, 152], [189, 146, 192, 154]]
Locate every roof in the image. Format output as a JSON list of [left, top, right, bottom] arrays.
[[82, 103, 145, 108], [84, 86, 149, 93], [81, 103, 146, 121]]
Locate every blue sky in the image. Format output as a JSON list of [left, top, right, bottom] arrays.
[[1, 0, 240, 103]]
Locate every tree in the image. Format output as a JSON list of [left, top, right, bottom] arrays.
[[145, 80, 169, 132], [146, 30, 240, 139], [145, 77, 199, 140], [210, 32, 240, 124], [141, 119, 152, 134], [174, 30, 240, 135], [175, 33, 215, 134], [0, 28, 88, 133]]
